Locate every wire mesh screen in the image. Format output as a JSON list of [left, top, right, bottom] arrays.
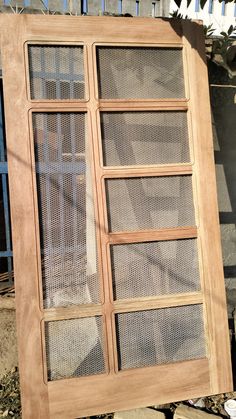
[[111, 239, 200, 300], [33, 113, 99, 308], [96, 47, 185, 99], [28, 45, 85, 100], [100, 111, 190, 166], [106, 176, 195, 232], [116, 305, 206, 370], [45, 316, 105, 380]]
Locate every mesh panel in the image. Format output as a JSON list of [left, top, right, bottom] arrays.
[[45, 316, 105, 380], [96, 47, 185, 99], [101, 111, 190, 166], [111, 239, 200, 300], [106, 176, 195, 232], [28, 45, 85, 100], [116, 305, 206, 370], [33, 113, 99, 308]]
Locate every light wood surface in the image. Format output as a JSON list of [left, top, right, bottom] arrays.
[[182, 20, 232, 394], [48, 358, 210, 419], [0, 14, 232, 419], [0, 16, 50, 419]]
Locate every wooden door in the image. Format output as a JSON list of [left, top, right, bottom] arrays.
[[0, 15, 232, 419]]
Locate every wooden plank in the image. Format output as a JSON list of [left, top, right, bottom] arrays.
[[0, 18, 50, 419], [48, 358, 210, 419], [114, 292, 204, 313], [3, 15, 183, 44], [98, 101, 188, 109], [101, 165, 193, 177], [108, 226, 198, 244], [182, 20, 233, 393], [44, 304, 103, 321]]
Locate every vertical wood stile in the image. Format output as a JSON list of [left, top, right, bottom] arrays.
[[182, 20, 232, 393], [0, 16, 50, 419]]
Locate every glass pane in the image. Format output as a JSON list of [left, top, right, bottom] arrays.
[[111, 239, 200, 300], [106, 176, 195, 232], [97, 47, 185, 99], [28, 45, 85, 100], [101, 111, 190, 166], [45, 316, 105, 380], [116, 305, 206, 370], [33, 113, 99, 308]]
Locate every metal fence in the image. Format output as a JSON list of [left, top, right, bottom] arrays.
[[0, 81, 13, 291], [0, 0, 170, 17]]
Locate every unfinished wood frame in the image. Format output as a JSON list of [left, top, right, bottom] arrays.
[[0, 15, 232, 419]]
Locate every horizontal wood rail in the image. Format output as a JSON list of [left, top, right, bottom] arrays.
[[113, 291, 203, 313], [101, 165, 193, 178], [43, 291, 203, 321], [107, 226, 198, 244], [44, 303, 103, 322]]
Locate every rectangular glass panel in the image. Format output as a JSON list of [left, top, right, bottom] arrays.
[[116, 305, 206, 370], [45, 316, 105, 380], [97, 47, 185, 99], [106, 176, 195, 232], [101, 111, 190, 166], [28, 45, 85, 100], [33, 113, 99, 308], [111, 239, 200, 300]]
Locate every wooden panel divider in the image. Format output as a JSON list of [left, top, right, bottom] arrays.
[[107, 226, 198, 244], [98, 101, 189, 110], [44, 304, 103, 321], [113, 292, 203, 313], [101, 165, 193, 177], [43, 292, 203, 322]]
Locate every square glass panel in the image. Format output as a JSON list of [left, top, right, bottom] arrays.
[[28, 45, 85, 100], [45, 316, 105, 380], [116, 305, 206, 370]]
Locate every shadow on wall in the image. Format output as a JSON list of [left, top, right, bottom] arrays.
[[208, 60, 236, 317]]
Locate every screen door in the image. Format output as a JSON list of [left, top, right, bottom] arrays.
[[0, 15, 232, 419]]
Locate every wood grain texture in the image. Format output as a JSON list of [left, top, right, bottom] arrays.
[[0, 14, 232, 419], [108, 226, 198, 244], [113, 292, 203, 313], [48, 358, 210, 419], [182, 20, 232, 393], [0, 17, 50, 419]]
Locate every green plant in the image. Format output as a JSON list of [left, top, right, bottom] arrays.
[[212, 25, 236, 57], [203, 23, 216, 38], [169, 9, 190, 19]]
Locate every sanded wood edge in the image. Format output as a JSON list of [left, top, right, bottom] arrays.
[[48, 358, 210, 419], [113, 292, 203, 313], [0, 15, 183, 44], [182, 20, 233, 394], [44, 304, 103, 321], [100, 165, 193, 178], [98, 100, 189, 109], [107, 226, 197, 244], [0, 19, 50, 419], [43, 292, 203, 321]]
